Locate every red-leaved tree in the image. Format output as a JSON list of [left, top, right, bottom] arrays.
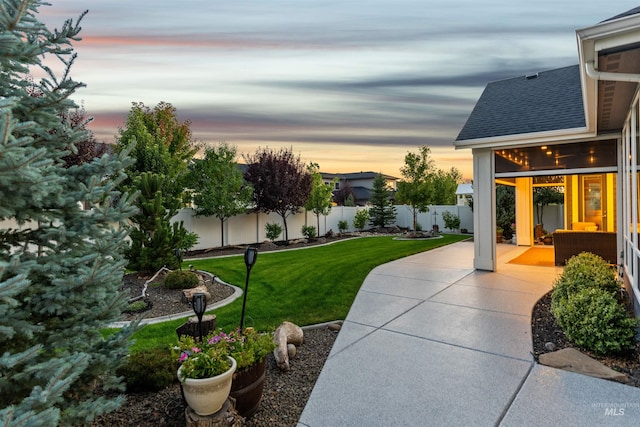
[[243, 147, 312, 241]]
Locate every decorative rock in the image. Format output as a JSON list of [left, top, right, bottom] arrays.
[[182, 285, 212, 302], [544, 342, 556, 351], [287, 343, 297, 359], [327, 323, 342, 331], [273, 321, 304, 371], [539, 347, 628, 383]]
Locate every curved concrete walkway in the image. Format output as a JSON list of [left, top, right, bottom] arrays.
[[298, 240, 640, 426]]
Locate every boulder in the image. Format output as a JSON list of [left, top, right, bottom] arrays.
[[273, 321, 303, 371], [182, 285, 211, 302]]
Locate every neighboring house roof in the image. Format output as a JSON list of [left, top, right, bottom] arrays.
[[602, 6, 640, 22], [322, 171, 399, 181], [455, 65, 585, 142], [455, 183, 473, 195]]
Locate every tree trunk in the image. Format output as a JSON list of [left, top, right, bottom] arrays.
[[279, 213, 289, 241], [220, 218, 225, 248]]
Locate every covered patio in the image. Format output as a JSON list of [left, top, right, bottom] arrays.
[[454, 7, 640, 313]]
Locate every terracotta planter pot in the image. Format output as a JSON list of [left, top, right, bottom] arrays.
[[178, 356, 237, 416], [230, 358, 267, 418]]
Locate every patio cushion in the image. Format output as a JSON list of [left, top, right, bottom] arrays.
[[571, 221, 597, 231]]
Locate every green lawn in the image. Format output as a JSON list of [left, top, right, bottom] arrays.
[[128, 234, 470, 351]]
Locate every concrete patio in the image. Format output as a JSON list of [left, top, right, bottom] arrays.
[[298, 240, 640, 426]]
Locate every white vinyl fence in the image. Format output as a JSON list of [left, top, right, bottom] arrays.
[[173, 205, 474, 251], [0, 205, 474, 252]]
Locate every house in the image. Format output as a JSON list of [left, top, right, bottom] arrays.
[[454, 7, 640, 313], [321, 171, 399, 206], [455, 183, 473, 206]]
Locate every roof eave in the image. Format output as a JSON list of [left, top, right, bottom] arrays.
[[576, 13, 640, 134], [454, 127, 592, 150]]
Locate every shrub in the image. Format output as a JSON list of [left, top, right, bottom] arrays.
[[117, 348, 177, 392], [551, 287, 639, 355], [337, 220, 348, 234], [353, 209, 369, 231], [265, 222, 283, 241], [326, 228, 334, 238], [415, 222, 422, 232], [551, 252, 620, 311], [125, 300, 148, 313], [164, 270, 200, 289], [442, 211, 461, 231], [301, 225, 317, 240]]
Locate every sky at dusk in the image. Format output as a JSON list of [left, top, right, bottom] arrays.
[[39, 1, 640, 180]]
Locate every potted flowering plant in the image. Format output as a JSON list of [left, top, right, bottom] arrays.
[[176, 335, 237, 416], [228, 327, 275, 369], [178, 344, 232, 380]]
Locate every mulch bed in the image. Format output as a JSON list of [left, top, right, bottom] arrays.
[[531, 290, 640, 387], [121, 270, 235, 321]]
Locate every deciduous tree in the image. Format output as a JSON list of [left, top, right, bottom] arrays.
[[534, 186, 564, 229], [188, 143, 252, 247], [116, 101, 196, 205], [115, 102, 198, 270], [243, 147, 312, 241], [305, 163, 336, 236], [431, 167, 462, 205], [395, 145, 436, 230], [0, 3, 136, 425]]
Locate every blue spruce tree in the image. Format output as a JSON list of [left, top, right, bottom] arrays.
[[0, 2, 136, 425]]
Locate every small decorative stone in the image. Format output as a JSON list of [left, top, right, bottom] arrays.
[[287, 343, 297, 359], [544, 342, 556, 351], [327, 323, 342, 331]]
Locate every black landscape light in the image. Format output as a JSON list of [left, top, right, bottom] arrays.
[[239, 246, 258, 332], [174, 248, 183, 270], [192, 293, 207, 342]]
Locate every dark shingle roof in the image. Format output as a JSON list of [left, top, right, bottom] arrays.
[[321, 171, 399, 181], [602, 6, 640, 22], [455, 65, 586, 142]]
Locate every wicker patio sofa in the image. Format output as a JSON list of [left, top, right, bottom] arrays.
[[552, 230, 617, 266]]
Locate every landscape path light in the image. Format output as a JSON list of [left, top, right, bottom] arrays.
[[174, 248, 183, 270], [240, 246, 258, 332], [192, 292, 207, 342]]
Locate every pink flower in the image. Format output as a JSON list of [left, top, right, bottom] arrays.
[[179, 352, 189, 362], [191, 347, 201, 353]]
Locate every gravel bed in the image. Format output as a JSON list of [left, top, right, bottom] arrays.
[[92, 326, 338, 426]]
